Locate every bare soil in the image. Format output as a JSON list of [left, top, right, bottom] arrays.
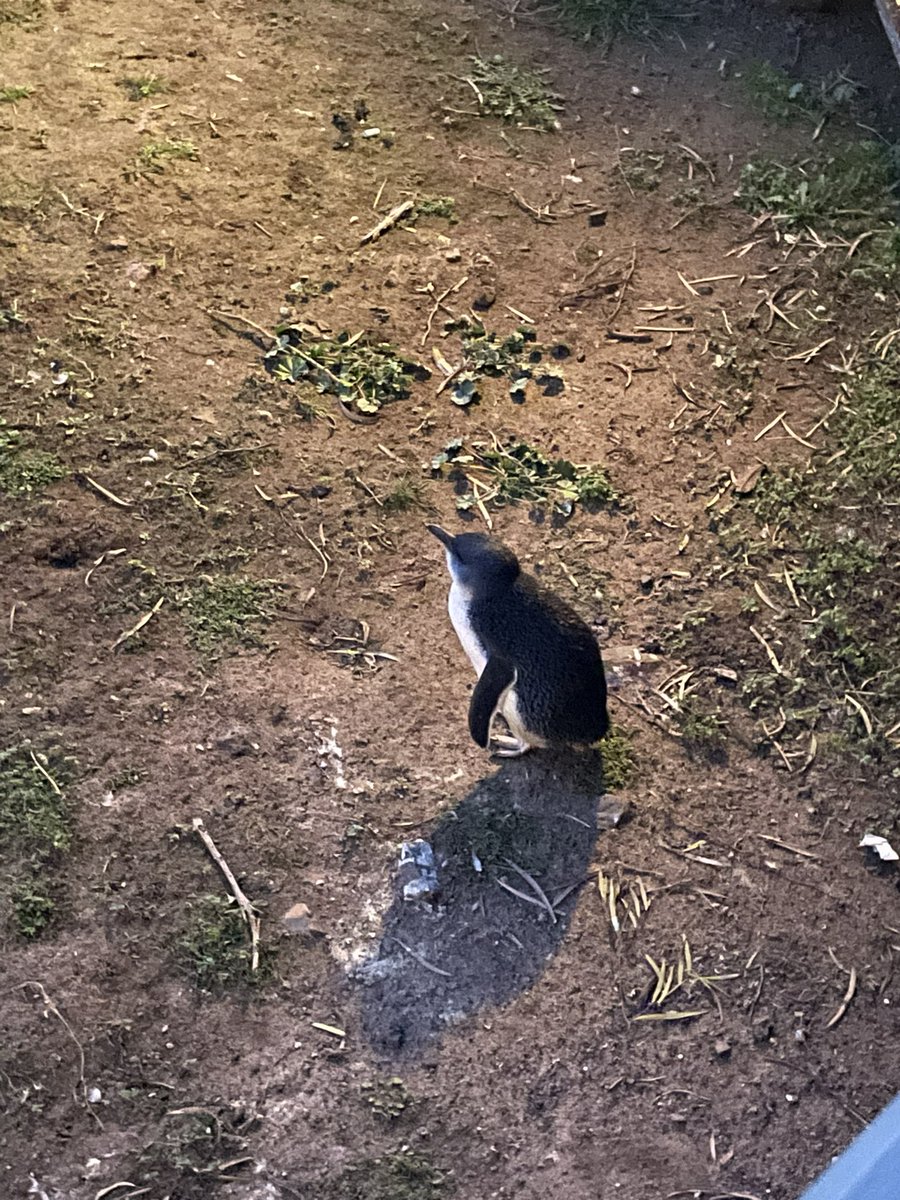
[[2, 0, 899, 1197]]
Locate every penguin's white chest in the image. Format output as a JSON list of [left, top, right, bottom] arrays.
[[447, 579, 488, 676]]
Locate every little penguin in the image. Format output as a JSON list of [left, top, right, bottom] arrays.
[[427, 525, 610, 756]]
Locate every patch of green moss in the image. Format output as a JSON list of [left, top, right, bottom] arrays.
[[0, 422, 66, 495], [177, 894, 273, 990], [324, 1149, 447, 1200], [598, 727, 637, 789], [177, 577, 277, 657]]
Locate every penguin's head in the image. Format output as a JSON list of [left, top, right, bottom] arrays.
[[427, 526, 520, 592]]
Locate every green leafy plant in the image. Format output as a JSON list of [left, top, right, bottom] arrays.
[[265, 326, 427, 416], [442, 318, 565, 406], [467, 55, 561, 131], [119, 75, 167, 101], [433, 436, 618, 519]]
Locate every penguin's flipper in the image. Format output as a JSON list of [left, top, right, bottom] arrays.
[[468, 656, 516, 748]]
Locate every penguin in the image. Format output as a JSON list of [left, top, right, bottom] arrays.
[[427, 525, 610, 756]]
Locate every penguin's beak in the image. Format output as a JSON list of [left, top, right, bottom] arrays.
[[426, 524, 454, 549]]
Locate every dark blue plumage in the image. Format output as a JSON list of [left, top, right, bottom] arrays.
[[429, 526, 610, 754]]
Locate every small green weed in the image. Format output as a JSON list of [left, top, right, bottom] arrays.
[[618, 147, 665, 192], [743, 62, 861, 124], [737, 141, 898, 233], [0, 85, 32, 103], [598, 727, 637, 789], [0, 746, 73, 939], [134, 138, 198, 174], [119, 75, 167, 101], [383, 474, 426, 513], [0, 422, 66, 495], [176, 577, 277, 657], [12, 881, 55, 938], [324, 1148, 446, 1200], [677, 701, 728, 760], [554, 0, 683, 44], [0, 746, 71, 852], [415, 195, 457, 222], [467, 55, 561, 131], [265, 325, 427, 417], [361, 1077, 413, 1121], [0, 298, 25, 330], [177, 894, 271, 990]]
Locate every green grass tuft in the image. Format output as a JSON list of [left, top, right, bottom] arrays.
[[12, 881, 55, 938], [554, 0, 689, 44], [737, 141, 898, 234], [0, 746, 73, 940], [0, 85, 32, 103], [135, 138, 198, 173]]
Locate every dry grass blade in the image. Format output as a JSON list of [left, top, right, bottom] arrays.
[[112, 596, 165, 650], [826, 964, 857, 1029], [757, 834, 819, 860], [503, 858, 558, 923]]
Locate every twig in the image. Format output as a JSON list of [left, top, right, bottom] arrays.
[[359, 199, 415, 245], [749, 625, 785, 675], [389, 936, 451, 977], [83, 475, 133, 508], [825, 963, 857, 1029], [175, 443, 272, 470], [421, 276, 468, 346], [757, 834, 819, 860], [608, 246, 637, 325], [502, 858, 558, 923], [113, 597, 165, 650], [192, 818, 261, 971], [29, 750, 61, 795], [206, 308, 276, 344], [19, 981, 102, 1126]]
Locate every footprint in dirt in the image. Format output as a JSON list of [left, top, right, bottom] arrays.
[[355, 748, 626, 1059]]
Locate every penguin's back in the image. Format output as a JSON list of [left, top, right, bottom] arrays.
[[467, 574, 609, 744]]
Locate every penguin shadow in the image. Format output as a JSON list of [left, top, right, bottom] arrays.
[[355, 747, 626, 1059]]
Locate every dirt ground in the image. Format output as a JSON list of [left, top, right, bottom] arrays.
[[2, 0, 900, 1196]]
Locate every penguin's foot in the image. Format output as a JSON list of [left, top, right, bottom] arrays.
[[492, 734, 533, 758]]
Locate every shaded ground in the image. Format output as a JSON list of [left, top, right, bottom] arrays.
[[2, 0, 899, 1198]]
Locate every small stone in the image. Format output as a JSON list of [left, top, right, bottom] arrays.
[[714, 1037, 731, 1058], [588, 209, 608, 228], [444, 248, 462, 262], [361, 127, 381, 138], [630, 86, 642, 96], [282, 903, 311, 934], [472, 291, 495, 311], [104, 238, 129, 251]]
